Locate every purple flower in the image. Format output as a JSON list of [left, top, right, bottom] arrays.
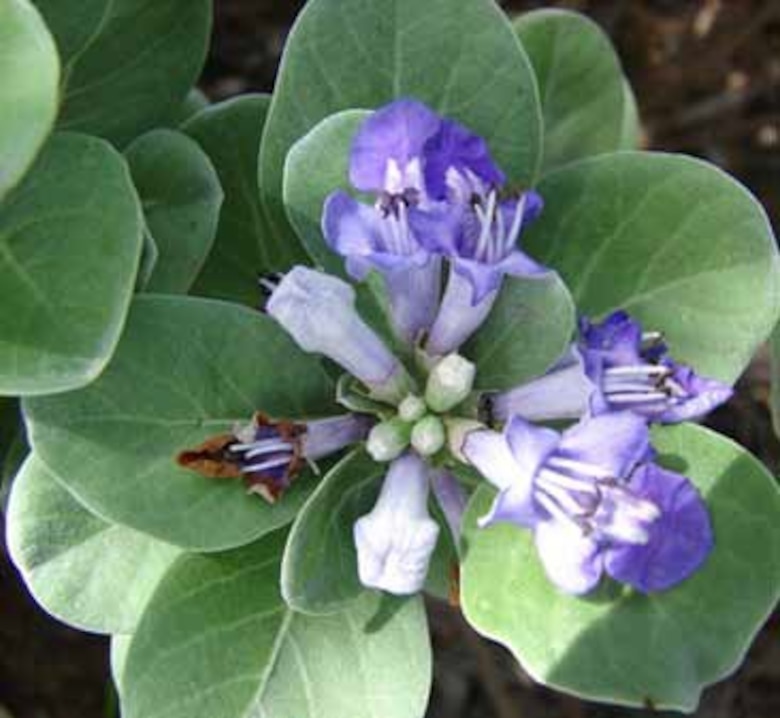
[[354, 452, 440, 595], [580, 311, 733, 423], [322, 99, 443, 343], [178, 413, 371, 503], [267, 266, 412, 404], [414, 123, 547, 355], [491, 311, 732, 425], [462, 413, 712, 594]]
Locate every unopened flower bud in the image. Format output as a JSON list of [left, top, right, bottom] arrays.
[[398, 394, 427, 422], [366, 418, 411, 462], [425, 353, 476, 413], [411, 415, 446, 457]]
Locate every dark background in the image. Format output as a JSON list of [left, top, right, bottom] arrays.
[[1, 1, 778, 717]]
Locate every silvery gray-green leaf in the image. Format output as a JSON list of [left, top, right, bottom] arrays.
[[36, 0, 212, 146], [6, 455, 180, 633], [0, 0, 60, 199], [515, 9, 626, 173], [461, 423, 780, 711], [0, 132, 143, 395], [524, 151, 780, 384], [121, 530, 432, 718], [465, 273, 576, 391], [125, 129, 223, 294], [184, 95, 280, 306], [281, 449, 383, 614], [24, 295, 338, 550]]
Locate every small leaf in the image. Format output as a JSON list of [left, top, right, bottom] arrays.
[[461, 423, 780, 711], [524, 152, 780, 383], [121, 530, 432, 718], [464, 273, 576, 391], [125, 129, 223, 294], [515, 9, 626, 173], [281, 449, 384, 614], [0, 132, 143, 395], [6, 455, 180, 633], [284, 110, 368, 275], [0, 0, 60, 199], [183, 95, 282, 305], [24, 295, 338, 550], [36, 0, 212, 145], [260, 0, 542, 258]]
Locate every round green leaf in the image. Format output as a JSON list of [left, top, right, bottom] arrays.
[[464, 273, 575, 391], [111, 634, 132, 696], [284, 110, 368, 275], [260, 0, 542, 257], [36, 0, 212, 146], [183, 96, 277, 306], [23, 294, 339, 550], [515, 9, 625, 174], [122, 530, 432, 718], [6, 455, 180, 634], [524, 152, 780, 383], [125, 129, 223, 295], [618, 78, 641, 150], [0, 0, 60, 199], [0, 132, 143, 395], [461, 423, 780, 711], [282, 449, 383, 614]]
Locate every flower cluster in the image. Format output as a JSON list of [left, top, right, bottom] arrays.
[[181, 99, 731, 598]]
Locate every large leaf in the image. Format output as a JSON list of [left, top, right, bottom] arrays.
[[461, 423, 780, 711], [464, 272, 576, 391], [36, 0, 212, 146], [0, 132, 143, 395], [121, 530, 432, 718], [259, 0, 542, 261], [24, 294, 339, 550], [771, 322, 780, 438], [183, 96, 276, 306], [282, 449, 383, 614], [0, 0, 59, 199], [524, 152, 780, 383], [6, 455, 180, 633], [125, 129, 223, 294], [515, 9, 625, 174]]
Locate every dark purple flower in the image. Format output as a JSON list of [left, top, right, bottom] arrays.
[[462, 413, 713, 594]]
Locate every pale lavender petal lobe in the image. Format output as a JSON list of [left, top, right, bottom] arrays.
[[354, 453, 440, 595]]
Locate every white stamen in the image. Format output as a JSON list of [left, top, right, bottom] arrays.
[[545, 456, 615, 481], [242, 455, 292, 473], [503, 194, 526, 256], [608, 391, 669, 405], [605, 364, 671, 379]]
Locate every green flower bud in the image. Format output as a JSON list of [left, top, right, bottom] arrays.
[[366, 418, 411, 462], [425, 353, 476, 413], [398, 394, 427, 422], [411, 415, 446, 457]]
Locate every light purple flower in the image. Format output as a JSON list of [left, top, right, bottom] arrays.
[[354, 452, 440, 595], [267, 266, 412, 404], [580, 311, 733, 423], [491, 311, 732, 425], [462, 413, 712, 594], [322, 99, 443, 343], [431, 468, 468, 544]]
